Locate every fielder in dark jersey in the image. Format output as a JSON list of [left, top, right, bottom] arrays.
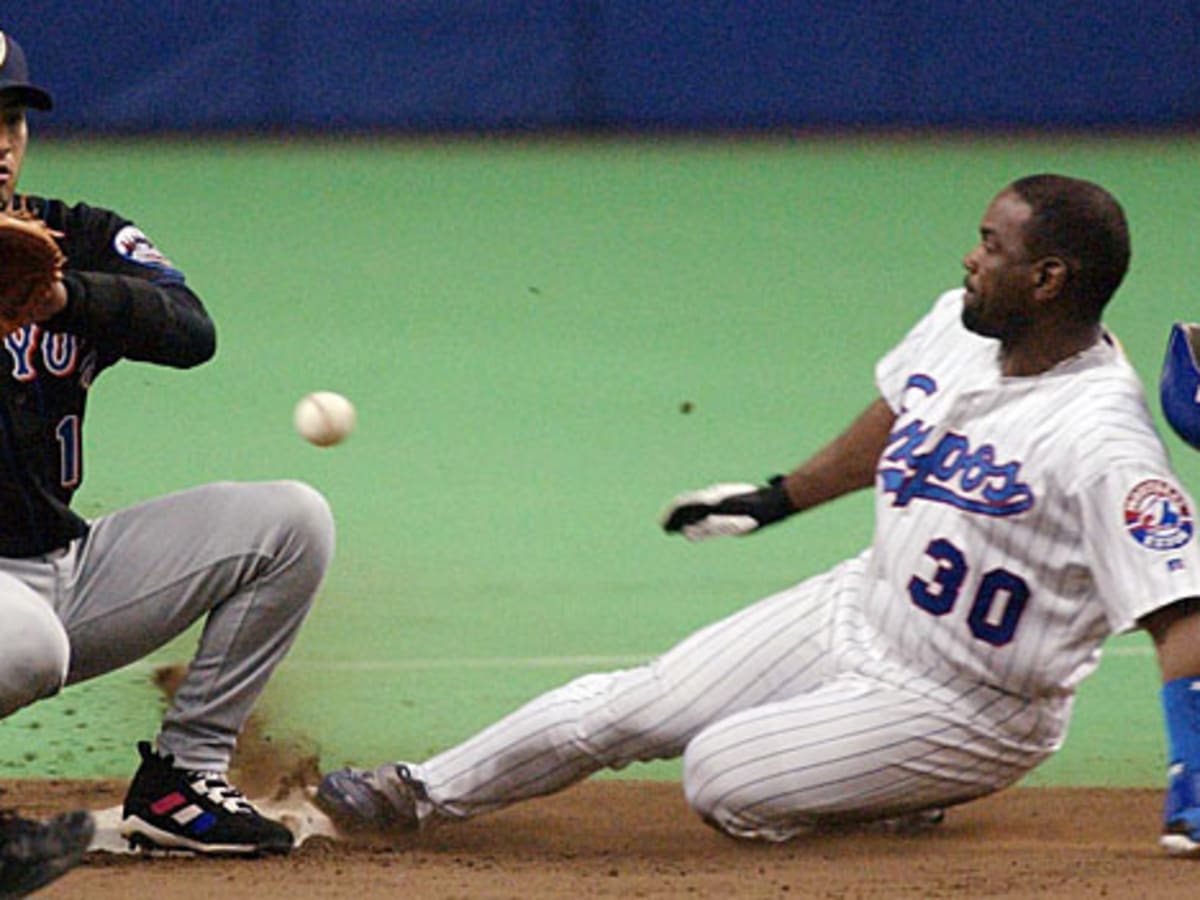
[[0, 32, 335, 858], [0, 195, 215, 557]]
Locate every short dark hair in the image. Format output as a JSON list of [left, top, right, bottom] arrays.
[[1008, 174, 1131, 320]]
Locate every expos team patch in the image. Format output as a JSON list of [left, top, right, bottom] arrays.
[[1124, 478, 1194, 551]]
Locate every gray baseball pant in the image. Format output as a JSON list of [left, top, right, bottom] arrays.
[[0, 480, 334, 771]]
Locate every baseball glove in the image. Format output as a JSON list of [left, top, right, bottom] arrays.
[[0, 809, 94, 897], [0, 209, 65, 335]]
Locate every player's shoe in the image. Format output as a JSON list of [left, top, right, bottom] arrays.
[[1161, 763, 1200, 856], [119, 741, 293, 855], [316, 763, 425, 833], [811, 807, 945, 836], [0, 809, 94, 897], [871, 808, 946, 835]]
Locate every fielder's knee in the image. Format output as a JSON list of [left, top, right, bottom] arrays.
[[0, 597, 69, 718], [260, 480, 336, 572]]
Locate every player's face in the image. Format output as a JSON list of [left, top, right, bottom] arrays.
[[960, 190, 1037, 341], [0, 100, 28, 209]]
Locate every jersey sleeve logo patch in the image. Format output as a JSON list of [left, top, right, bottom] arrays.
[[1124, 478, 1194, 551], [114, 225, 175, 269]]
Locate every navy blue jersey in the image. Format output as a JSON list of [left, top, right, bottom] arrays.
[[0, 194, 215, 556]]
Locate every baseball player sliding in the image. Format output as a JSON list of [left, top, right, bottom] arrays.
[[320, 174, 1200, 855], [0, 31, 335, 861]]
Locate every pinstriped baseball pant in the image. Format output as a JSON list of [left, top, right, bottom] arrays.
[[410, 553, 1065, 840]]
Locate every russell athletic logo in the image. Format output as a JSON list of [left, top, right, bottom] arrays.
[[1124, 479, 1194, 551]]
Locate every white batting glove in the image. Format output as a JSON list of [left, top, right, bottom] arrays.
[[659, 477, 796, 542]]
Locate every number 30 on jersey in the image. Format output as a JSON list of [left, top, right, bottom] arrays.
[[907, 537, 1030, 646]]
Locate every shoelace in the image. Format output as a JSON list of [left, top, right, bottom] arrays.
[[187, 772, 257, 815]]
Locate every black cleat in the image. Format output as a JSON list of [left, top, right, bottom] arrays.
[[119, 741, 292, 856]]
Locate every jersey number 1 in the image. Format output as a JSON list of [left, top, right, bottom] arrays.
[[56, 415, 81, 488], [907, 537, 1029, 646]]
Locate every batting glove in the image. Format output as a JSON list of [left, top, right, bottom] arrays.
[[660, 476, 795, 541]]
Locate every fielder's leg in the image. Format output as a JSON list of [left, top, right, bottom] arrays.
[[54, 480, 334, 855], [59, 480, 334, 768], [0, 572, 70, 718]]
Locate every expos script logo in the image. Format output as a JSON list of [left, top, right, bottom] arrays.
[[880, 421, 1033, 516], [880, 373, 1032, 517]]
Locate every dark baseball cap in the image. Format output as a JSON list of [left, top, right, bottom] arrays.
[[0, 32, 51, 111]]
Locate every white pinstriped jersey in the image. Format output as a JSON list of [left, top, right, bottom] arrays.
[[867, 289, 1200, 698]]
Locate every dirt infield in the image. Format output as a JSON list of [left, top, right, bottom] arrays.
[[5, 778, 1197, 899]]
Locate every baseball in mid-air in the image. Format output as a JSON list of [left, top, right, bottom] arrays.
[[293, 391, 357, 447]]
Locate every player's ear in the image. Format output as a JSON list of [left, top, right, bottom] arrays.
[[1032, 257, 1069, 300]]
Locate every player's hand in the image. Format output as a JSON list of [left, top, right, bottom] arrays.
[[0, 207, 66, 336], [660, 476, 795, 541], [0, 277, 65, 336]]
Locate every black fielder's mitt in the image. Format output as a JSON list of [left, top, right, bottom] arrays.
[[0, 209, 65, 335], [0, 810, 94, 898]]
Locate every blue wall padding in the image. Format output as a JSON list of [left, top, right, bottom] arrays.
[[3, 2, 1197, 132]]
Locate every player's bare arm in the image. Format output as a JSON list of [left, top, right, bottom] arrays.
[[1140, 598, 1200, 682], [779, 396, 896, 512], [661, 396, 895, 541]]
